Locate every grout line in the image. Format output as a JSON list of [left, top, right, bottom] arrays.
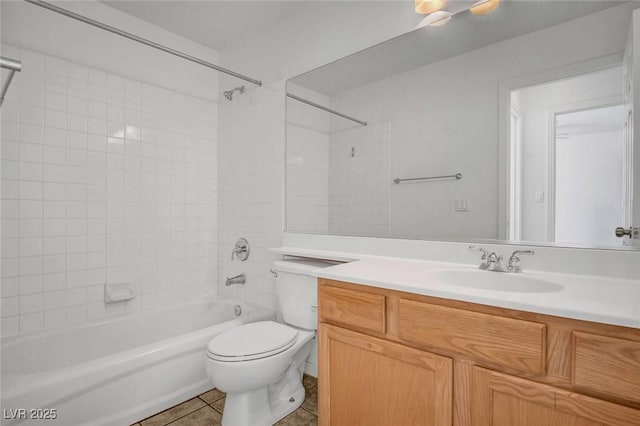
[[136, 398, 204, 425], [203, 396, 225, 415], [299, 406, 318, 417], [154, 404, 205, 426], [210, 403, 224, 416]]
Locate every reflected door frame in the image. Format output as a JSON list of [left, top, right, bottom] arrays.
[[547, 96, 625, 243], [498, 53, 623, 241]]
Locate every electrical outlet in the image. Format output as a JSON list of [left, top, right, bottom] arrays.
[[455, 200, 470, 212]]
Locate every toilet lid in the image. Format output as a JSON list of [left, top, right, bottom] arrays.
[[207, 321, 298, 361]]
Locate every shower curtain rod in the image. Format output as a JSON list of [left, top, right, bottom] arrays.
[[0, 56, 22, 107], [23, 0, 262, 87], [286, 93, 368, 126]]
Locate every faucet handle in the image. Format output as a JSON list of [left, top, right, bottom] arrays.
[[231, 238, 250, 261], [469, 246, 489, 270], [510, 249, 534, 259], [508, 249, 534, 273], [469, 245, 488, 259]]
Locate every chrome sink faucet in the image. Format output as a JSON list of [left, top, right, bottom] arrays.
[[469, 246, 534, 273], [486, 251, 509, 272], [507, 250, 535, 273]]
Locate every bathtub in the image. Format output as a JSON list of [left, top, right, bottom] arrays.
[[1, 299, 274, 426]]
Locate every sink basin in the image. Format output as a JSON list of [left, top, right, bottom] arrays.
[[428, 269, 563, 293]]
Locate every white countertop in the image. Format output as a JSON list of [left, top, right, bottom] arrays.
[[289, 250, 640, 329]]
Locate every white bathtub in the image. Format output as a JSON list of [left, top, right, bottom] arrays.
[[1, 299, 274, 426]]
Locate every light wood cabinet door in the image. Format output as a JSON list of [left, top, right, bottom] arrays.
[[318, 323, 453, 426], [472, 367, 640, 426]]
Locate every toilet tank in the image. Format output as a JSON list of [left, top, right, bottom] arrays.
[[272, 259, 337, 330]]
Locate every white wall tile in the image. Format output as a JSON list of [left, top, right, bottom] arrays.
[[2, 45, 219, 335]]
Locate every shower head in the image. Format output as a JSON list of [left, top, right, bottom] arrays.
[[223, 85, 245, 101]]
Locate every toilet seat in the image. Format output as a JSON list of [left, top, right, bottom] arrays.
[[207, 321, 299, 362]]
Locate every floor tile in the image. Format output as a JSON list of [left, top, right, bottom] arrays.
[[140, 398, 206, 426], [167, 406, 222, 426], [302, 374, 317, 391], [301, 384, 318, 415], [275, 407, 317, 426], [211, 397, 225, 414], [199, 388, 225, 404], [138, 375, 319, 425]]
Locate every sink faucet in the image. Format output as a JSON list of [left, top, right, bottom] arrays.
[[225, 274, 246, 286], [507, 250, 535, 273], [469, 246, 534, 273], [486, 252, 509, 272]]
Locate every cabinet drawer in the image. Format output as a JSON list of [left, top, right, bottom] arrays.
[[397, 299, 546, 374], [573, 331, 640, 403], [319, 283, 386, 335]]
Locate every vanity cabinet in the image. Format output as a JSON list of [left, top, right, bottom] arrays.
[[318, 324, 452, 426], [472, 367, 640, 426], [317, 279, 640, 426]]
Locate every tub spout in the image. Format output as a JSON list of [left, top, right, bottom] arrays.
[[225, 274, 246, 286]]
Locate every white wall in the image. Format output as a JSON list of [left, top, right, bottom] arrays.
[[0, 0, 221, 101], [514, 67, 623, 242], [286, 84, 330, 234], [0, 2, 220, 337], [328, 122, 390, 237], [556, 129, 624, 247]]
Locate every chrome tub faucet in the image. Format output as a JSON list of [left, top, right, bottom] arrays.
[[225, 274, 246, 286]]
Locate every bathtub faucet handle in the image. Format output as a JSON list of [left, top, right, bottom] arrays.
[[231, 238, 250, 261]]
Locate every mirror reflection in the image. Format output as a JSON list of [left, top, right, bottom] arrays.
[[286, 1, 640, 249]]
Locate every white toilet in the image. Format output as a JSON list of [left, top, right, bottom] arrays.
[[205, 259, 333, 426]]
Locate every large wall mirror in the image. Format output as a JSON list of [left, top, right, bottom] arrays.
[[285, 1, 640, 250]]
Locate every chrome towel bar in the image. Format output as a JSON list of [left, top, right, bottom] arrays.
[[393, 173, 462, 184]]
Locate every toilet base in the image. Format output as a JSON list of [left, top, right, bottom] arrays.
[[219, 337, 313, 426], [221, 375, 306, 426]]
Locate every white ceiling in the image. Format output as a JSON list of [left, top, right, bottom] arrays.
[[100, 0, 314, 51]]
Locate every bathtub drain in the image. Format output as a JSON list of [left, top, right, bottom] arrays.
[[234, 305, 242, 316]]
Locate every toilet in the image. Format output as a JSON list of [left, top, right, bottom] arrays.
[[205, 259, 334, 426]]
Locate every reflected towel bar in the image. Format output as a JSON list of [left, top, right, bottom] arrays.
[[0, 56, 22, 107], [393, 173, 462, 184]]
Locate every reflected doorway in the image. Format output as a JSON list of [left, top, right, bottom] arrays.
[[508, 66, 629, 246], [554, 104, 626, 247]]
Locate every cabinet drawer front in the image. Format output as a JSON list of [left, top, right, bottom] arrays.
[[573, 331, 640, 403], [398, 299, 546, 374], [473, 367, 640, 426], [319, 284, 386, 335]]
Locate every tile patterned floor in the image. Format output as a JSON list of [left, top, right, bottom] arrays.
[[132, 375, 318, 426]]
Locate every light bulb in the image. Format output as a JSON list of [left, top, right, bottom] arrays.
[[415, 0, 444, 15], [470, 0, 500, 15]]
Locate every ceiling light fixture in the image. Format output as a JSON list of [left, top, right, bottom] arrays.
[[470, 0, 500, 15], [416, 10, 453, 29], [414, 0, 444, 15]]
